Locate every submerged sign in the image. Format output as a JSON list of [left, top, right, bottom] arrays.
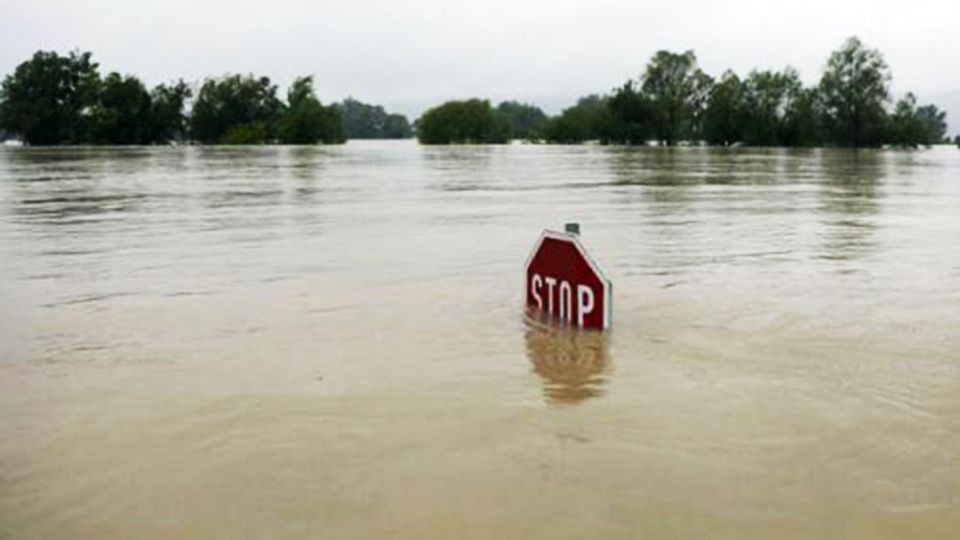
[[524, 228, 612, 330]]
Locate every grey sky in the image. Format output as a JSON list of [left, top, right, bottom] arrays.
[[2, 0, 959, 126]]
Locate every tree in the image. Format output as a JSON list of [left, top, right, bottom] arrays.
[[781, 87, 823, 146], [89, 72, 152, 144], [640, 50, 712, 145], [382, 113, 412, 138], [332, 98, 412, 139], [496, 101, 547, 140], [541, 95, 612, 144], [607, 81, 653, 144], [701, 70, 744, 146], [416, 99, 510, 144], [277, 76, 344, 144], [819, 37, 891, 147], [149, 80, 191, 144], [0, 50, 100, 145], [740, 68, 802, 146], [190, 74, 283, 144], [888, 93, 948, 147], [915, 104, 947, 145]]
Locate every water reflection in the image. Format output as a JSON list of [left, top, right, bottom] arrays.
[[818, 149, 884, 261], [524, 312, 611, 405]]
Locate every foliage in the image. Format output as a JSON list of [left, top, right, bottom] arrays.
[[331, 98, 412, 139], [222, 122, 268, 145], [606, 82, 652, 144], [149, 80, 192, 143], [888, 93, 947, 147], [89, 72, 153, 144], [700, 71, 744, 146], [640, 50, 712, 146], [739, 68, 802, 146], [190, 74, 283, 144], [0, 42, 950, 148], [541, 95, 612, 144], [818, 37, 891, 147], [416, 99, 510, 144], [0, 50, 100, 145], [780, 87, 823, 147], [496, 101, 548, 140], [278, 76, 344, 144]]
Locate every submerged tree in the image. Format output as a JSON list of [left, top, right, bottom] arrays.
[[606, 81, 653, 144], [819, 37, 891, 147], [416, 99, 510, 144], [496, 101, 548, 140], [641, 50, 712, 145], [89, 72, 152, 144], [190, 74, 283, 144], [540, 95, 612, 144], [332, 98, 412, 139], [739, 68, 802, 146], [149, 80, 192, 144], [701, 70, 744, 146], [888, 93, 948, 147], [0, 50, 100, 144], [781, 87, 823, 147], [278, 76, 344, 144]]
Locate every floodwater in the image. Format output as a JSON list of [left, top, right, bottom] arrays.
[[0, 142, 958, 539]]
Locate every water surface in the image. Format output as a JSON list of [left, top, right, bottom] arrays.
[[1, 142, 958, 538]]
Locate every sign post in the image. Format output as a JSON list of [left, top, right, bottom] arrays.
[[524, 225, 612, 330]]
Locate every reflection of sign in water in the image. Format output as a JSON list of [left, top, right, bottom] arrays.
[[524, 229, 612, 330], [524, 314, 610, 405]]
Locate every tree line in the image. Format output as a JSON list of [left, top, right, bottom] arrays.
[[417, 37, 949, 147], [0, 51, 412, 145], [1, 38, 950, 147]]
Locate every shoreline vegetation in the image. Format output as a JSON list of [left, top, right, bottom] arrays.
[[0, 37, 951, 148]]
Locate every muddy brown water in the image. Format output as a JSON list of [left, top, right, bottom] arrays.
[[1, 142, 958, 538]]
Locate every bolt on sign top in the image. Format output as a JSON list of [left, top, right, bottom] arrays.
[[524, 225, 612, 331]]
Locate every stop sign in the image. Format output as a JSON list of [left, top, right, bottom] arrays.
[[524, 229, 612, 330]]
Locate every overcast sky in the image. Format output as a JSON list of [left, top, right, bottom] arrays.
[[2, 0, 958, 121]]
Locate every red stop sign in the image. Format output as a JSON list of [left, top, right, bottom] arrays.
[[524, 230, 612, 330]]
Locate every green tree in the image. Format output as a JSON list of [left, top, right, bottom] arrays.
[[416, 99, 510, 144], [607, 81, 653, 144], [190, 74, 283, 144], [382, 113, 413, 138], [819, 37, 890, 147], [149, 80, 191, 144], [915, 104, 947, 145], [701, 70, 744, 146], [277, 76, 344, 144], [781, 87, 823, 146], [331, 98, 411, 139], [496, 101, 548, 140], [89, 72, 152, 144], [740, 68, 802, 146], [640, 50, 712, 145], [541, 95, 612, 144], [0, 50, 100, 145], [888, 93, 948, 147]]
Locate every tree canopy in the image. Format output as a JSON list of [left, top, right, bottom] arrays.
[[537, 37, 948, 148], [818, 37, 891, 147], [496, 101, 548, 141], [277, 77, 344, 144], [0, 40, 952, 148], [540, 95, 612, 144], [332, 98, 412, 139], [416, 99, 510, 144], [0, 51, 99, 144], [640, 50, 712, 146]]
